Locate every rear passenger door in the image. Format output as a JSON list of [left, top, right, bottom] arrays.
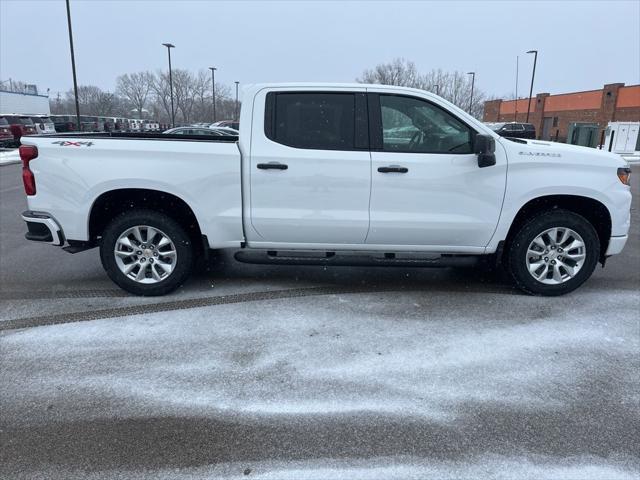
[[248, 89, 371, 245]]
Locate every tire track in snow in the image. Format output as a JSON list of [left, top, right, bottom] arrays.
[[0, 285, 385, 331]]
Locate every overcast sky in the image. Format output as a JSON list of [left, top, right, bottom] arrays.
[[1, 0, 639, 99]]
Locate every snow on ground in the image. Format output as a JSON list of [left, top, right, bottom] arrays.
[[16, 455, 639, 480], [0, 148, 19, 165], [3, 289, 638, 422], [2, 287, 639, 478]]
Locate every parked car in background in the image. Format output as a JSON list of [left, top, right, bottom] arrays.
[[486, 122, 536, 139], [2, 115, 37, 143], [30, 115, 56, 135], [79, 116, 101, 132], [163, 126, 239, 136], [142, 120, 160, 132], [128, 119, 142, 132], [206, 125, 239, 136], [114, 118, 129, 131], [0, 116, 14, 146], [50, 115, 77, 133], [211, 120, 239, 130]]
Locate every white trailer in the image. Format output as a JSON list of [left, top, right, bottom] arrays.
[[603, 122, 640, 163], [0, 90, 50, 115]]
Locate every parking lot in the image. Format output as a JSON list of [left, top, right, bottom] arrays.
[[1, 162, 639, 479]]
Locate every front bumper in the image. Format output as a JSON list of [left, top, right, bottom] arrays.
[[21, 211, 64, 246], [605, 235, 628, 256]]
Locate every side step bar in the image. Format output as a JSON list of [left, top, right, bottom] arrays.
[[234, 250, 479, 268]]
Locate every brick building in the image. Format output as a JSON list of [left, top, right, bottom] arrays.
[[483, 83, 640, 143]]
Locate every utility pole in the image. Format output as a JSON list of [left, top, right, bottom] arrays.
[[526, 50, 538, 123], [515, 56, 519, 122], [65, 0, 81, 131], [467, 71, 475, 114], [209, 67, 217, 123], [234, 81, 240, 121], [162, 43, 175, 127]]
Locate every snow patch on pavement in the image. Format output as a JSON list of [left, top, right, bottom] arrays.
[[0, 148, 19, 165], [2, 289, 638, 423]]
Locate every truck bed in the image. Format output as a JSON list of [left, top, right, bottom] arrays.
[[20, 133, 244, 248], [31, 132, 239, 142]]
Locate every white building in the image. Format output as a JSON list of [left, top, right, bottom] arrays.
[[0, 90, 50, 115]]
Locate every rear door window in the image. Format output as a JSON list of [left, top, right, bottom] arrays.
[[267, 92, 357, 150]]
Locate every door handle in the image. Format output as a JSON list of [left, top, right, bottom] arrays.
[[377, 165, 408, 173], [257, 162, 288, 170]]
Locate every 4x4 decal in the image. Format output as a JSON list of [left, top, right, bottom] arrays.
[[52, 140, 94, 147]]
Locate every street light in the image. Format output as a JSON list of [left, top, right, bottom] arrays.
[[467, 72, 475, 114], [234, 81, 240, 121], [209, 67, 217, 123], [525, 49, 538, 123], [433, 84, 440, 96], [515, 56, 519, 122], [162, 43, 175, 128], [65, 0, 81, 131]]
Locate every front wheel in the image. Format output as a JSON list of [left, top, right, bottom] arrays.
[[506, 210, 600, 296], [100, 209, 194, 296]]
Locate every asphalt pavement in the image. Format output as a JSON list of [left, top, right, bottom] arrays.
[[1, 162, 638, 479]]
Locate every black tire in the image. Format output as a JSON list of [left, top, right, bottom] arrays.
[[100, 209, 194, 296], [506, 209, 600, 296]]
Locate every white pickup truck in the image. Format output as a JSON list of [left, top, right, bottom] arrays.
[[19, 83, 632, 296]]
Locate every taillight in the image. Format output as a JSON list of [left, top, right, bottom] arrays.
[[19, 145, 38, 195]]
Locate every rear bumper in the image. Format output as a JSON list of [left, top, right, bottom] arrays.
[[605, 235, 628, 256], [21, 211, 64, 246]]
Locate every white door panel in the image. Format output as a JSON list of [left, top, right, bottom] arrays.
[[249, 148, 371, 243], [368, 151, 506, 246]]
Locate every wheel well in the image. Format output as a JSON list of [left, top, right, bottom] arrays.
[[89, 188, 204, 252], [505, 195, 611, 260]]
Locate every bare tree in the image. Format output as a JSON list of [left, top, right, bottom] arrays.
[[59, 85, 118, 116], [47, 69, 238, 124], [358, 58, 426, 88], [116, 72, 152, 119], [357, 58, 487, 118]]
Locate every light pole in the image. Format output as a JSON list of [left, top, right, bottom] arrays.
[[433, 84, 440, 96], [162, 43, 175, 127], [234, 81, 240, 121], [515, 56, 519, 122], [65, 0, 81, 131], [525, 49, 538, 123], [467, 71, 475, 114], [209, 67, 217, 123]]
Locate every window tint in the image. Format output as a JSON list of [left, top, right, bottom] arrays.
[[379, 95, 473, 154], [270, 93, 355, 150]]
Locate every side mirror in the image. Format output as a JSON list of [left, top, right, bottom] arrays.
[[474, 134, 496, 168]]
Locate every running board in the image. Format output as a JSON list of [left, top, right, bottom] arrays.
[[234, 250, 479, 268]]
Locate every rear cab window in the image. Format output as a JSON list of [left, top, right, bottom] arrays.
[[265, 92, 367, 151]]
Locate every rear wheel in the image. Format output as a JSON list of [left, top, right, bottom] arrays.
[[100, 209, 194, 296], [506, 210, 599, 296]]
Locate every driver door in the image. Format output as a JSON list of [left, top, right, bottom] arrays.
[[367, 92, 506, 249]]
